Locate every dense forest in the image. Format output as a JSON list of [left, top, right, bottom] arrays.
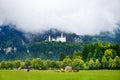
[[0, 25, 120, 70], [0, 25, 120, 61], [0, 42, 120, 70]]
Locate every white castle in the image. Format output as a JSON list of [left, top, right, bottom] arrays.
[[48, 33, 66, 42]]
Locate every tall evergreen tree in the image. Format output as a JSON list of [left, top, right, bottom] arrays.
[[101, 56, 108, 69], [88, 58, 95, 69], [95, 59, 101, 69], [59, 52, 65, 61]]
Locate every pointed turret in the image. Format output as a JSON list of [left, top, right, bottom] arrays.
[[48, 35, 51, 41]]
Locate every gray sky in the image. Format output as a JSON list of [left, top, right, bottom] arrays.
[[0, 0, 120, 35]]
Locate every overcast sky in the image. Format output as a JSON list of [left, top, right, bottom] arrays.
[[0, 0, 120, 35]]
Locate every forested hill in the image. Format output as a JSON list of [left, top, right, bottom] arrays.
[[0, 25, 120, 61]]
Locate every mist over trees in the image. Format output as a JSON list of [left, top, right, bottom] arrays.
[[0, 25, 120, 61], [0, 26, 120, 70]]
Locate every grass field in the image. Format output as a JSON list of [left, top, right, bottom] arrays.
[[0, 70, 120, 80]]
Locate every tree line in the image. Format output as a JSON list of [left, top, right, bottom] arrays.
[[0, 42, 120, 70], [0, 56, 120, 70]]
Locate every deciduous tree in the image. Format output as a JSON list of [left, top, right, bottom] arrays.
[[25, 59, 31, 68], [31, 58, 43, 69], [72, 56, 84, 70], [101, 56, 108, 69], [88, 58, 94, 69], [14, 60, 21, 68], [62, 56, 72, 67], [95, 59, 101, 69]]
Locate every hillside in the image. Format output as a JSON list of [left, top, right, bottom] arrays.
[[0, 25, 120, 60]]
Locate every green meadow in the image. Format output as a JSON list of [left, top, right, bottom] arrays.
[[0, 70, 120, 80]]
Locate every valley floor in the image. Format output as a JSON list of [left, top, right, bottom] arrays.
[[0, 70, 120, 80]]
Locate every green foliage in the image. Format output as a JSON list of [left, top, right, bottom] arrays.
[[108, 58, 116, 69], [104, 49, 117, 60], [0, 25, 120, 61], [0, 56, 120, 70], [0, 61, 14, 69], [82, 42, 119, 62], [62, 56, 72, 67], [0, 61, 6, 69], [59, 52, 65, 61], [73, 50, 82, 59], [28, 41, 82, 60], [114, 56, 120, 69], [50, 60, 58, 69], [24, 59, 31, 68], [58, 61, 63, 68], [101, 56, 108, 69], [31, 58, 43, 70], [5, 61, 14, 69], [0, 42, 120, 70], [87, 52, 92, 61], [95, 59, 101, 69], [44, 60, 51, 69], [14, 60, 21, 68], [88, 58, 95, 69], [72, 56, 84, 70], [20, 62, 25, 69]]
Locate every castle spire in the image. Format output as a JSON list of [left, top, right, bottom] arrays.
[[48, 35, 51, 41], [61, 33, 63, 38]]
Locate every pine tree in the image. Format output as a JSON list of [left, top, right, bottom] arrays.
[[95, 59, 101, 69], [101, 56, 108, 69], [59, 52, 65, 61]]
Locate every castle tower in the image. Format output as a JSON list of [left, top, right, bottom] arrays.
[[48, 33, 66, 42], [48, 35, 51, 41], [60, 33, 66, 42], [61, 33, 63, 38]]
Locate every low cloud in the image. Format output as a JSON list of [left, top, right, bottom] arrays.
[[0, 0, 120, 35]]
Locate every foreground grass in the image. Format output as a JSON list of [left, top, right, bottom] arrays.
[[0, 70, 120, 80]]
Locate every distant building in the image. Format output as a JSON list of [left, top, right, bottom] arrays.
[[27, 49, 30, 53], [6, 47, 12, 54], [65, 66, 72, 71], [48, 33, 66, 42]]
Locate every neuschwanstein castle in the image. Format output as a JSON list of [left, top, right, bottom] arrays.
[[48, 33, 66, 42]]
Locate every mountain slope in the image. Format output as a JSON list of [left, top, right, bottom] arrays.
[[0, 25, 120, 60]]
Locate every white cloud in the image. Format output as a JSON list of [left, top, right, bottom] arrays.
[[0, 0, 120, 35]]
